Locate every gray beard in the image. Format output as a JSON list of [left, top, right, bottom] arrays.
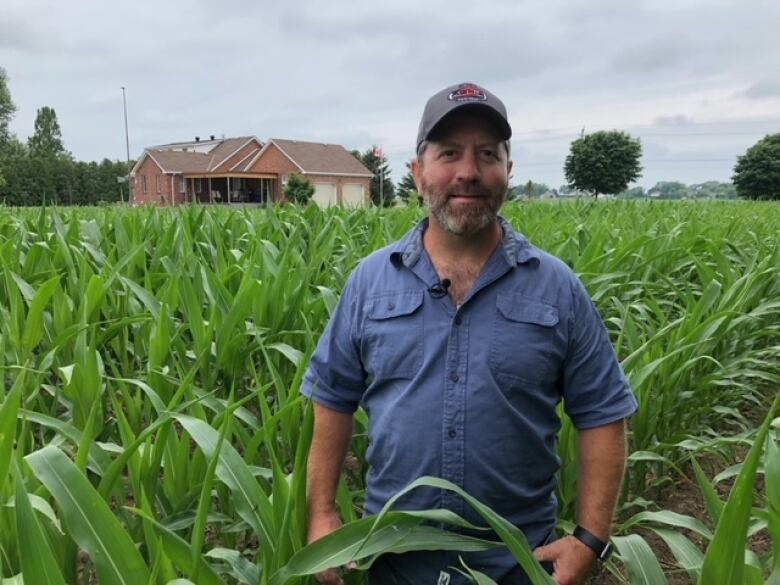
[[431, 202, 495, 236]]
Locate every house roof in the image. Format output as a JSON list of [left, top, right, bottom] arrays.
[[270, 139, 372, 176], [132, 135, 372, 178], [132, 136, 261, 175]]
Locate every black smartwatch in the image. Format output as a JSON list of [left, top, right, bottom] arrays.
[[573, 525, 613, 562]]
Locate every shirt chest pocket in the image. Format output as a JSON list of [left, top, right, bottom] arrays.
[[489, 294, 561, 384], [362, 290, 424, 380]]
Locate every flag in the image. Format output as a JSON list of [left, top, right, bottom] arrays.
[[373, 146, 384, 159]]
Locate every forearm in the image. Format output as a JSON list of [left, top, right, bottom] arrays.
[[576, 419, 628, 540], [307, 402, 354, 516]]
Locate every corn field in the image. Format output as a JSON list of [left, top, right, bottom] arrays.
[[0, 201, 778, 585]]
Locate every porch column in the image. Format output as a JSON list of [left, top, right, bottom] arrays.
[[227, 177, 231, 204], [208, 178, 213, 204]]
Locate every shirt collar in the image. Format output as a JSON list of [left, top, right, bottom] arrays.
[[389, 216, 541, 269]]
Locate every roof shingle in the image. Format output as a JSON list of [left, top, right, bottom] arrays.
[[271, 139, 372, 176]]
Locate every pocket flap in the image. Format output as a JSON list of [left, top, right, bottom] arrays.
[[497, 294, 559, 326], [368, 290, 424, 320]]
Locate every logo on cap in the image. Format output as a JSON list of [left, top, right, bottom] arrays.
[[448, 83, 487, 102]]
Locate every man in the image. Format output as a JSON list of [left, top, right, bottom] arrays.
[[302, 82, 637, 585]]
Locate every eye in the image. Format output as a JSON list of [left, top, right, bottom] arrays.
[[438, 149, 458, 159], [480, 149, 499, 159]]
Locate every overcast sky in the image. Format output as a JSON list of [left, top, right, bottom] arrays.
[[2, 0, 779, 189]]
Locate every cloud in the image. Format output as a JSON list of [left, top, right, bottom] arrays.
[[743, 78, 780, 100], [611, 39, 688, 73], [653, 115, 695, 127]]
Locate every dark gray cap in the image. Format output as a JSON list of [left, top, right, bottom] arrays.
[[416, 82, 511, 152]]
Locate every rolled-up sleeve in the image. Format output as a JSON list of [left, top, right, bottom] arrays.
[[561, 275, 638, 429], [300, 275, 366, 413]]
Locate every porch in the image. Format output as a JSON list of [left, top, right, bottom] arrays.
[[182, 174, 278, 205]]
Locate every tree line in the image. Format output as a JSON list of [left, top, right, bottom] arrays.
[[2, 65, 777, 206], [0, 67, 130, 206]]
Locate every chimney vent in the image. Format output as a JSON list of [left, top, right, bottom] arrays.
[[210, 135, 215, 141], [195, 136, 200, 142]]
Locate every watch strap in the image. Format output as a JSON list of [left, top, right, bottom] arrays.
[[573, 525, 612, 562]]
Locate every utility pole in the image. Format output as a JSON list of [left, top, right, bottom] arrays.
[[121, 86, 131, 204]]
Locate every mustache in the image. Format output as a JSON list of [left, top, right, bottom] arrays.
[[444, 183, 490, 197]]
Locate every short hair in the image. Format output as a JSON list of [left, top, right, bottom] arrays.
[[416, 139, 511, 161]]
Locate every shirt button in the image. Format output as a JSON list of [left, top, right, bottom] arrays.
[[387, 302, 395, 310], [450, 373, 459, 383], [454, 315, 462, 326], [448, 429, 457, 439]]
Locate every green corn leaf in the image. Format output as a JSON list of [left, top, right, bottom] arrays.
[[204, 548, 259, 585], [457, 558, 501, 584], [649, 528, 703, 583], [367, 476, 556, 585], [613, 534, 669, 585], [20, 275, 60, 358], [763, 430, 780, 581], [13, 459, 68, 585], [191, 395, 232, 579], [270, 513, 501, 585], [691, 457, 723, 526], [25, 445, 151, 585], [173, 414, 276, 558], [618, 510, 712, 540], [698, 393, 780, 585], [0, 373, 24, 495], [127, 507, 226, 585]]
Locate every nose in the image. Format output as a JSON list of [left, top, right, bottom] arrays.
[[454, 152, 480, 182]]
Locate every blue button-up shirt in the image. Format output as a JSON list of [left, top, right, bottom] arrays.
[[301, 217, 637, 575]]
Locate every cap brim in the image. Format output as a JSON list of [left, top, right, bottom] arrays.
[[425, 102, 512, 145]]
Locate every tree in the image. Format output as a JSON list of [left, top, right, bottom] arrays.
[[396, 162, 417, 203], [0, 67, 19, 187], [690, 181, 736, 200], [356, 146, 395, 207], [0, 67, 15, 146], [732, 133, 780, 200], [283, 172, 315, 204], [618, 186, 646, 199], [648, 181, 690, 200], [564, 131, 642, 196], [521, 181, 550, 198], [28, 106, 66, 159]]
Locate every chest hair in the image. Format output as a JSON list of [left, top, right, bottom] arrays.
[[433, 261, 482, 307]]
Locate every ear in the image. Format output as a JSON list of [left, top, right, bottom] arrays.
[[411, 158, 423, 192]]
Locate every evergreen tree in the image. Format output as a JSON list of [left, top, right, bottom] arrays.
[[0, 67, 19, 188], [396, 162, 417, 203], [0, 67, 15, 147], [357, 146, 395, 207], [28, 107, 66, 159]]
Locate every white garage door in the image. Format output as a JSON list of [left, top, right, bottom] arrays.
[[342, 183, 365, 206], [312, 182, 336, 207]]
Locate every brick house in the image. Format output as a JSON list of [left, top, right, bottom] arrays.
[[130, 136, 372, 206]]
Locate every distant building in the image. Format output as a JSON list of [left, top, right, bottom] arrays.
[[130, 136, 372, 206]]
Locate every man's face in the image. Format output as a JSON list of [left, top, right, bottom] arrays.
[[412, 113, 512, 237]]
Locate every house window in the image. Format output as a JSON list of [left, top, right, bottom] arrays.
[[143, 176, 148, 194], [195, 178, 203, 192], [180, 177, 186, 193], [156, 175, 161, 193]]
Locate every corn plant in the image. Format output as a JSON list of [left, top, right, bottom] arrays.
[[0, 201, 777, 583]]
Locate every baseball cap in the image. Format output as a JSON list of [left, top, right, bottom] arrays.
[[416, 82, 512, 152]]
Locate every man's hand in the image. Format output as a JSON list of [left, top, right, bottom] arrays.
[[308, 510, 357, 585], [533, 536, 596, 585]]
